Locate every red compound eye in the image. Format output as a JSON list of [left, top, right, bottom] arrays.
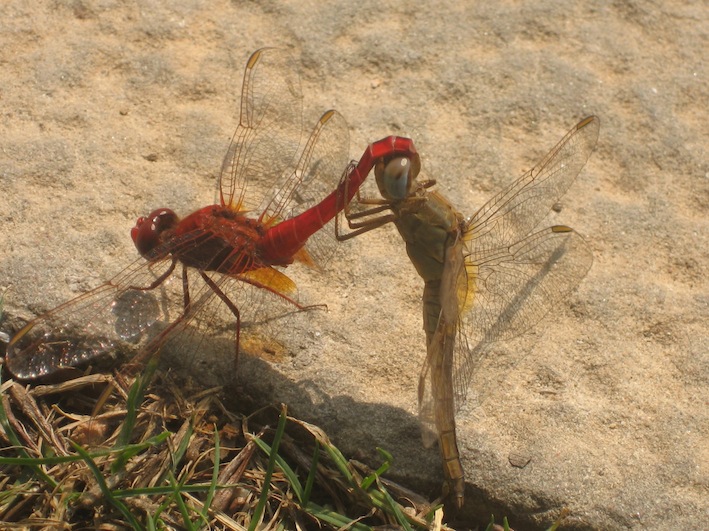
[[131, 208, 178, 257]]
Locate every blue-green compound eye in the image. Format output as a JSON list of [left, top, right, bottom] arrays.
[[381, 157, 412, 200]]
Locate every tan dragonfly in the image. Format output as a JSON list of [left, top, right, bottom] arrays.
[[336, 116, 600, 507]]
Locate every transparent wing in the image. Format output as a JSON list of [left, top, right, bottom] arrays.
[[446, 117, 599, 409], [152, 266, 307, 383], [5, 248, 306, 381], [452, 226, 593, 408], [219, 48, 303, 213], [5, 255, 177, 380], [258, 109, 350, 266], [468, 116, 599, 249]]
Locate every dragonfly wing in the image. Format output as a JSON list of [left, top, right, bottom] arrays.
[[467, 116, 599, 249], [452, 225, 593, 408], [5, 255, 178, 380], [261, 110, 349, 222], [259, 109, 351, 266], [148, 250, 307, 381], [418, 353, 438, 447], [208, 267, 308, 364], [229, 268, 301, 332], [219, 48, 304, 212], [5, 228, 227, 380], [141, 268, 243, 382]]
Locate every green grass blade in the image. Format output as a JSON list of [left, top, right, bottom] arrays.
[[70, 440, 143, 530], [303, 501, 373, 531], [114, 356, 158, 461], [167, 470, 197, 531], [375, 478, 413, 531], [302, 440, 319, 506], [156, 417, 194, 487], [248, 404, 288, 531], [250, 435, 304, 503], [361, 447, 392, 490], [319, 439, 354, 484], [0, 431, 170, 470], [111, 483, 220, 497], [202, 424, 220, 521]]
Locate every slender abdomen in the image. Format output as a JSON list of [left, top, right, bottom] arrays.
[[396, 191, 467, 507]]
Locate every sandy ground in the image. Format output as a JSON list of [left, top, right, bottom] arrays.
[[1, 1, 707, 530]]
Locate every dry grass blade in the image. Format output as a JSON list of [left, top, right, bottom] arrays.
[[0, 366, 448, 530]]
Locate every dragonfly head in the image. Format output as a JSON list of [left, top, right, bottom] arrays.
[[131, 208, 179, 257], [374, 152, 421, 201]]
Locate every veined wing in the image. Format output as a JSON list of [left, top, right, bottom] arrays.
[[219, 48, 304, 213], [4, 229, 302, 380], [258, 109, 350, 266], [467, 116, 599, 252], [5, 253, 177, 380], [451, 226, 593, 409], [145, 265, 305, 383], [451, 117, 599, 409]]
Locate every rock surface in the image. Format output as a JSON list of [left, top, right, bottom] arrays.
[[1, 1, 707, 530]]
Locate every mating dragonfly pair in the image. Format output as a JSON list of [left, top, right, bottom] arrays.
[[4, 48, 599, 508]]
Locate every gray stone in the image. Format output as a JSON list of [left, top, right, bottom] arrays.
[[1, 1, 706, 529]]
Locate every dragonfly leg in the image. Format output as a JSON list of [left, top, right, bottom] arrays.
[[181, 265, 191, 311], [199, 271, 241, 369], [336, 211, 397, 241], [122, 263, 189, 374], [345, 202, 392, 220], [336, 195, 397, 240]]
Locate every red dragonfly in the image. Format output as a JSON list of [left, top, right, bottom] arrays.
[[4, 48, 410, 381]]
